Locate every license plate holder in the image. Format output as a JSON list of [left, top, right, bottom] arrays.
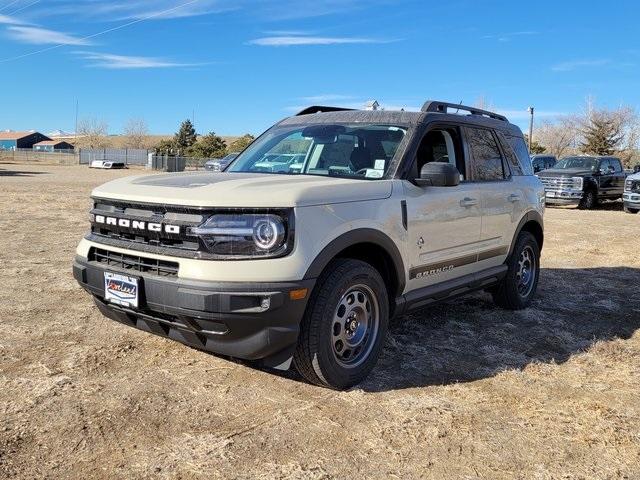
[[104, 272, 139, 308], [546, 191, 556, 198]]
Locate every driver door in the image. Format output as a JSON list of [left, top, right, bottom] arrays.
[[403, 126, 483, 292]]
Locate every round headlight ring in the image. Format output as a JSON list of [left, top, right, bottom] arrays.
[[253, 218, 285, 250]]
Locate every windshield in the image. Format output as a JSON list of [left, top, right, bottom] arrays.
[[227, 124, 407, 180], [555, 157, 598, 170]]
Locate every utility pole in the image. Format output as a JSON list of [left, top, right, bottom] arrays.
[[75, 100, 79, 143], [527, 106, 535, 153]]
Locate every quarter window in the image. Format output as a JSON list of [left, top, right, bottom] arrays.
[[496, 131, 524, 175], [466, 127, 506, 181]]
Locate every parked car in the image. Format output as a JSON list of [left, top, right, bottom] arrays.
[[531, 154, 557, 173], [204, 153, 239, 172], [73, 100, 544, 389], [252, 153, 307, 173], [623, 171, 640, 214], [537, 156, 627, 209]]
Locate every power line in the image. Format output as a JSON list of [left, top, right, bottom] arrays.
[[7, 0, 40, 16], [0, 0, 200, 63], [0, 0, 22, 14]]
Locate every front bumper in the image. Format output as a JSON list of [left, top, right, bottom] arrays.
[[73, 256, 314, 367], [544, 190, 583, 205], [623, 192, 640, 208]]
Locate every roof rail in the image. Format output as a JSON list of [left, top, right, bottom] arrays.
[[421, 101, 508, 122], [295, 106, 356, 116]]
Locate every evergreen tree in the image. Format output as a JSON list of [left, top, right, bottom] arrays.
[[228, 134, 255, 153], [580, 112, 624, 155], [189, 132, 227, 158], [174, 119, 197, 150], [524, 134, 546, 154]]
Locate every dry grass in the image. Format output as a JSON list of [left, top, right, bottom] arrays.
[[1, 163, 639, 479]]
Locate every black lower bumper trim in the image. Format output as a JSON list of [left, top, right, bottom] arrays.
[[74, 256, 315, 364]]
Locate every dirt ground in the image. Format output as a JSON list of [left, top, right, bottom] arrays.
[[1, 163, 639, 479]]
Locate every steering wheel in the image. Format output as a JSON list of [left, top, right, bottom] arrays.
[[355, 168, 369, 175]]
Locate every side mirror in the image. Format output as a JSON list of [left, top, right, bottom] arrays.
[[415, 162, 460, 187]]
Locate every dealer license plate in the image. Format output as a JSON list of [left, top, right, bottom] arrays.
[[104, 272, 139, 308]]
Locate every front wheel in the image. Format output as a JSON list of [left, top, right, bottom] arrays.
[[578, 190, 598, 209], [624, 206, 639, 214], [293, 259, 389, 389], [492, 232, 540, 310]]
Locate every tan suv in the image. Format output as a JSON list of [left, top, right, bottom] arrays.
[[73, 101, 545, 389]]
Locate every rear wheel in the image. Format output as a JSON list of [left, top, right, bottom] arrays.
[[578, 189, 598, 209], [624, 206, 639, 214], [293, 259, 389, 390], [492, 232, 540, 310]]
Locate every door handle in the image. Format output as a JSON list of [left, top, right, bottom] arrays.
[[508, 194, 521, 202], [460, 197, 478, 208]]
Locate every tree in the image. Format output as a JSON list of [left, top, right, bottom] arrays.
[[580, 109, 625, 155], [188, 132, 227, 158], [174, 119, 197, 150], [536, 117, 579, 158], [228, 134, 255, 153], [154, 139, 176, 155], [76, 117, 109, 149], [524, 134, 546, 154], [123, 118, 149, 149]]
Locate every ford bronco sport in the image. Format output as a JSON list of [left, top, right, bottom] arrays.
[[73, 101, 545, 389]]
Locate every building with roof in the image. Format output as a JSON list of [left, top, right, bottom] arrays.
[[0, 131, 51, 150], [33, 140, 74, 152]]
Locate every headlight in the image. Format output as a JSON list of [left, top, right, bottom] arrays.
[[190, 212, 291, 258], [572, 177, 584, 190]]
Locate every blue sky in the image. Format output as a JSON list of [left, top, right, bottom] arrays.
[[0, 0, 638, 135]]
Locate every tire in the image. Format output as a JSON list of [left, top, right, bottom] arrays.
[[492, 231, 540, 310], [624, 206, 639, 214], [578, 189, 598, 209], [293, 259, 389, 389]]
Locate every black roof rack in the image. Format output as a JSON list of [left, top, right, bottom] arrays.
[[421, 100, 508, 122], [295, 106, 356, 116]]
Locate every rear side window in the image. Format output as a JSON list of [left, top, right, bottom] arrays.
[[465, 127, 506, 181], [610, 158, 623, 172], [506, 135, 534, 176], [496, 131, 523, 175]]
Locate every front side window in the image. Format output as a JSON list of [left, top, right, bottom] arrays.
[[228, 124, 407, 180], [466, 127, 506, 181]]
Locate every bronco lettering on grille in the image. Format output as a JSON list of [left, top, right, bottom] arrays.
[[94, 215, 180, 234]]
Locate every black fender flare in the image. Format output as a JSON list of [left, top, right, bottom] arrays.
[[508, 210, 544, 257], [303, 228, 406, 295]]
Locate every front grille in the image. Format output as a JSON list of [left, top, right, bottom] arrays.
[[626, 179, 639, 193], [89, 248, 179, 277], [539, 176, 577, 190], [90, 200, 203, 252]]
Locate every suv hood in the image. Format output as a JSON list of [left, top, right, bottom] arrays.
[[91, 172, 393, 207], [538, 168, 593, 177], [626, 172, 640, 181]]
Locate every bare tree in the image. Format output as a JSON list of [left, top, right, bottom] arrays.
[[123, 118, 149, 149], [76, 117, 109, 149], [536, 117, 579, 159]]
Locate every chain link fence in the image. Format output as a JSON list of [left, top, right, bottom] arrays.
[[79, 148, 151, 166]]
